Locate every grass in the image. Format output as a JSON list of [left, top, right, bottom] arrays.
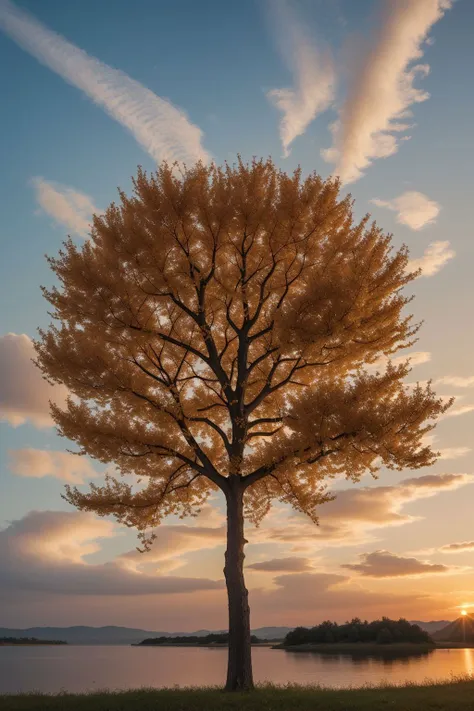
[[2, 678, 474, 711]]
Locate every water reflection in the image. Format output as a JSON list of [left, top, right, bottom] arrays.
[[0, 646, 471, 694], [463, 647, 474, 675], [286, 647, 434, 667]]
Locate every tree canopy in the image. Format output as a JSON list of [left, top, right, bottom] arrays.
[[36, 158, 447, 542], [284, 618, 432, 646]]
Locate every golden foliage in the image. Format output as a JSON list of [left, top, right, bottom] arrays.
[[35, 158, 449, 543]]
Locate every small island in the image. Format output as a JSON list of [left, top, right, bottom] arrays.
[[274, 618, 435, 654], [0, 637, 67, 646], [135, 633, 266, 647]]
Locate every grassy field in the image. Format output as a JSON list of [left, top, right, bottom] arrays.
[[2, 678, 474, 711]]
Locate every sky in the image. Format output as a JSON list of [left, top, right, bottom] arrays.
[[1, 0, 474, 632]]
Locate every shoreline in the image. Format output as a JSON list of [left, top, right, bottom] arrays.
[[132, 642, 275, 648], [3, 678, 474, 710]]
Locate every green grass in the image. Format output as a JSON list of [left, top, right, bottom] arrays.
[[2, 678, 474, 711]]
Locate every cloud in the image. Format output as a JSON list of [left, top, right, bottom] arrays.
[[423, 433, 471, 461], [443, 405, 474, 419], [437, 376, 474, 388], [32, 178, 99, 238], [267, 0, 335, 157], [0, 511, 224, 596], [117, 520, 225, 574], [322, 0, 453, 182], [256, 473, 474, 550], [250, 571, 434, 623], [440, 541, 474, 554], [371, 350, 431, 371], [247, 557, 313, 573], [437, 447, 471, 460], [0, 0, 210, 165], [407, 241, 455, 277], [0, 333, 67, 427], [8, 449, 97, 484], [342, 549, 450, 578], [371, 191, 440, 230]]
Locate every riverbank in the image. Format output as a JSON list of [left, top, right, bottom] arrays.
[[133, 642, 275, 647], [273, 642, 435, 653], [2, 678, 474, 710]]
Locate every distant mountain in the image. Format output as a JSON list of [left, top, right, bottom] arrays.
[[410, 620, 452, 634], [0, 625, 293, 644], [433, 615, 474, 642]]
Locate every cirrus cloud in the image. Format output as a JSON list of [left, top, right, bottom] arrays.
[[267, 0, 335, 158], [322, 0, 453, 182], [0, 0, 210, 165]]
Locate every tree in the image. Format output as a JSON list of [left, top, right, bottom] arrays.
[[377, 627, 393, 645], [35, 158, 449, 691]]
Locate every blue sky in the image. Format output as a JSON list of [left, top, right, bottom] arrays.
[[1, 0, 474, 630]]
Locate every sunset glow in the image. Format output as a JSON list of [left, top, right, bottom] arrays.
[[0, 0, 473, 638]]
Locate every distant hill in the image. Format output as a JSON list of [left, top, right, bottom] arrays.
[[0, 625, 293, 644], [433, 615, 474, 642], [410, 620, 452, 634]]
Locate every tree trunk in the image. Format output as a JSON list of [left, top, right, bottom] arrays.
[[224, 480, 254, 691]]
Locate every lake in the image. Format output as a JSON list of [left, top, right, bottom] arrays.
[[1, 646, 473, 694]]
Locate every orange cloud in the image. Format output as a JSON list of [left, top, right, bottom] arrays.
[[342, 550, 452, 578], [0, 333, 67, 427], [440, 541, 474, 554], [247, 557, 313, 573], [8, 448, 97, 483], [253, 473, 474, 550], [0, 511, 224, 596]]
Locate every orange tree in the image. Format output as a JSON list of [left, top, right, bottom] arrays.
[[35, 159, 449, 690]]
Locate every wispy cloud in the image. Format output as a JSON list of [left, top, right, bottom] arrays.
[[8, 449, 98, 484], [371, 191, 440, 230], [441, 541, 474, 554], [444, 404, 474, 419], [247, 556, 314, 573], [438, 447, 471, 460], [370, 350, 431, 372], [32, 177, 99, 238], [422, 435, 471, 461], [254, 473, 474, 551], [0, 0, 210, 165], [322, 0, 453, 183], [408, 240, 455, 277], [267, 0, 335, 157], [342, 549, 452, 578], [437, 376, 474, 388]]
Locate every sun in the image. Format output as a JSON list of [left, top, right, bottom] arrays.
[[461, 609, 468, 616]]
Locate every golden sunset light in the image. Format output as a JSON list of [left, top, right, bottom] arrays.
[[1, 0, 474, 706]]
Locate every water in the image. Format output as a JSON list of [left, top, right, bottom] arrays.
[[1, 646, 473, 694]]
